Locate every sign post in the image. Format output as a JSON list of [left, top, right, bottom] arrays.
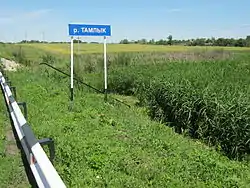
[[68, 24, 111, 103], [70, 37, 74, 102], [103, 36, 107, 101]]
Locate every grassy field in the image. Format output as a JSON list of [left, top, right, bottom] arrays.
[[106, 54, 250, 159], [1, 42, 246, 66], [5, 66, 250, 187], [21, 43, 250, 54], [0, 43, 249, 61], [1, 43, 250, 187]]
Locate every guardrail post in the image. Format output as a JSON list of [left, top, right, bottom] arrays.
[[10, 86, 17, 99], [38, 138, 55, 164], [17, 102, 28, 120], [0, 71, 66, 187], [6, 81, 11, 86]]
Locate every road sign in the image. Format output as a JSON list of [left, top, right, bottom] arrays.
[[68, 24, 111, 36], [68, 23, 112, 105]]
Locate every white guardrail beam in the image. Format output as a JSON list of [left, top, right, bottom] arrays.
[[0, 71, 66, 188]]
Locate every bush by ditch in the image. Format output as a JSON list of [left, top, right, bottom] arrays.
[[106, 57, 250, 160]]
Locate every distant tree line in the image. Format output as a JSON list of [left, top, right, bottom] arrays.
[[16, 40, 106, 44], [18, 40, 89, 44], [1, 35, 250, 47], [120, 35, 250, 47]]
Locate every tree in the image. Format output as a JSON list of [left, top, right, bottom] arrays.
[[148, 39, 155, 44], [138, 39, 147, 44], [115, 36, 250, 47], [215, 38, 227, 46], [246, 36, 250, 47], [73, 39, 82, 43], [156, 39, 167, 45], [167, 35, 173, 45], [228, 38, 236, 46], [194, 38, 206, 46], [235, 38, 246, 47], [120, 39, 129, 44]]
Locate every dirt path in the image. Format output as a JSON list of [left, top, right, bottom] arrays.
[[5, 124, 19, 156]]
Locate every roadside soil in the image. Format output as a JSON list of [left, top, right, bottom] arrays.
[[1, 58, 20, 71]]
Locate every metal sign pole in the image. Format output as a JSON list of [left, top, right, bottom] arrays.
[[77, 36, 80, 54], [68, 23, 111, 103], [70, 37, 74, 102], [104, 36, 108, 101]]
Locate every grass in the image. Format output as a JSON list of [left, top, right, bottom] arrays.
[[0, 43, 249, 60], [0, 43, 51, 63], [5, 67, 250, 187], [3, 44, 250, 159], [22, 43, 250, 54], [105, 53, 250, 160], [0, 42, 247, 69], [2, 43, 250, 187], [0, 83, 29, 188]]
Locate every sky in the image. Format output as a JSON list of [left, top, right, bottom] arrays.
[[0, 0, 250, 43]]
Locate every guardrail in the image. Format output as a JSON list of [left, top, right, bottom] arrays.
[[0, 70, 66, 188]]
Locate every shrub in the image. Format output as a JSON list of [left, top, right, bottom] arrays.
[[108, 69, 138, 95]]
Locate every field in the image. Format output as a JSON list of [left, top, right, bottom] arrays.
[[19, 43, 250, 54], [1, 43, 250, 59], [1, 43, 250, 187]]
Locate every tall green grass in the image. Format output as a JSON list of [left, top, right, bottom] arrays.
[[105, 55, 250, 160], [2, 44, 250, 186], [5, 67, 250, 187], [35, 49, 250, 160], [2, 43, 250, 159]]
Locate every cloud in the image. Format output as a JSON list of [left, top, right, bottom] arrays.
[[167, 8, 182, 13]]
